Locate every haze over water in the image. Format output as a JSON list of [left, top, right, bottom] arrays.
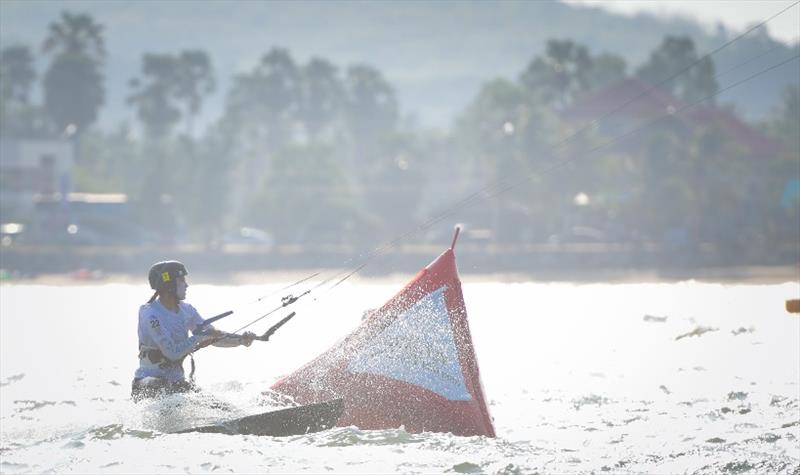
[[1, 277, 798, 474]]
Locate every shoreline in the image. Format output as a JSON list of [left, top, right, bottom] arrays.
[[2, 265, 798, 286], [1, 242, 798, 285]]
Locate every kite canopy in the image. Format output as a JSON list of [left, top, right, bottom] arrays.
[[272, 233, 495, 437]]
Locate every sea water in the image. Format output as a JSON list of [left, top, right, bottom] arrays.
[[1, 278, 798, 474]]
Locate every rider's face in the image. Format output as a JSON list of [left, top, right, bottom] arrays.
[[175, 276, 188, 301]]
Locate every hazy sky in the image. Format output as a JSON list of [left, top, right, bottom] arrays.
[[1, 0, 795, 130], [567, 0, 799, 44]]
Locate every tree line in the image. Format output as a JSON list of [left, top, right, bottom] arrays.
[[1, 11, 797, 263]]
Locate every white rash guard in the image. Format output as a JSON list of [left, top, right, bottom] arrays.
[[135, 300, 241, 382]]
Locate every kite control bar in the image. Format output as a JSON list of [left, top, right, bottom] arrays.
[[193, 310, 295, 350], [254, 312, 296, 341], [193, 310, 234, 335]]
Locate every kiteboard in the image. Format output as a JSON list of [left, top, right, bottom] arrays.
[[176, 398, 344, 436]]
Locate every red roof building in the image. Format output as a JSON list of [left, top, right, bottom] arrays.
[[562, 77, 781, 158]]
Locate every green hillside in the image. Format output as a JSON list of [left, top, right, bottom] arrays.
[[1, 0, 796, 129]]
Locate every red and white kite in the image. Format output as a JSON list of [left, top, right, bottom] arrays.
[[272, 229, 495, 437]]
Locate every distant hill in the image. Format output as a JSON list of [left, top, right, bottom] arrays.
[[1, 1, 797, 131]]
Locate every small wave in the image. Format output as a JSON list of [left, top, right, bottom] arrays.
[[643, 314, 667, 323], [0, 461, 29, 471], [89, 423, 158, 440], [770, 395, 787, 406], [675, 326, 718, 341], [623, 415, 644, 425], [734, 422, 759, 430], [759, 433, 781, 443], [493, 463, 524, 475], [12, 400, 74, 412], [681, 452, 799, 475], [727, 391, 748, 401], [718, 405, 751, 415], [313, 426, 427, 447], [609, 435, 626, 444], [722, 460, 755, 474], [717, 458, 798, 475], [449, 461, 482, 473], [90, 397, 116, 402], [703, 406, 752, 421], [0, 373, 25, 387], [572, 394, 612, 411], [769, 395, 799, 412], [0, 443, 24, 454], [304, 426, 441, 447]]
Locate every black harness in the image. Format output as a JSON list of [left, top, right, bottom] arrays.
[[138, 345, 183, 369], [138, 344, 198, 379]]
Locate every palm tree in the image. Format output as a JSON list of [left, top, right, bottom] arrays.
[[174, 50, 215, 135], [42, 11, 105, 60], [41, 11, 106, 138], [0, 45, 37, 104], [299, 57, 344, 141]]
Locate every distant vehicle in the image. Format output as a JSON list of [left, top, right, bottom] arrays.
[[27, 193, 156, 246], [221, 226, 275, 251], [58, 219, 158, 246], [0, 222, 25, 246], [223, 226, 275, 247]]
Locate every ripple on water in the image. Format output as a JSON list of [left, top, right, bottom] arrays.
[[494, 463, 525, 475], [572, 394, 612, 411], [722, 460, 755, 474], [88, 423, 158, 440], [62, 440, 85, 449], [12, 400, 75, 412], [727, 391, 748, 401], [313, 426, 427, 447], [0, 442, 24, 453], [0, 373, 25, 387], [0, 461, 29, 474], [716, 458, 799, 475], [758, 432, 781, 443], [450, 461, 482, 473]]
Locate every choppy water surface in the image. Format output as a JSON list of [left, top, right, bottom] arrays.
[[1, 279, 798, 474]]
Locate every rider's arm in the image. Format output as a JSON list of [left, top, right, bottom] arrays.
[[186, 304, 251, 347], [212, 334, 244, 347]]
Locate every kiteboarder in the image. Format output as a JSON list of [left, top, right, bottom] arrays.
[[132, 260, 255, 401]]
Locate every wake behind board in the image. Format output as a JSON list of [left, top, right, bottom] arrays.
[[176, 398, 344, 436]]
